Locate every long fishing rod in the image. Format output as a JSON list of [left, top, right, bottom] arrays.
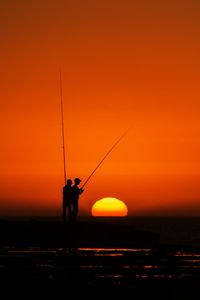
[[81, 128, 130, 189], [60, 70, 67, 185]]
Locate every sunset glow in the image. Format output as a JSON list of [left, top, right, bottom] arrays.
[[92, 198, 128, 217], [1, 0, 200, 216]]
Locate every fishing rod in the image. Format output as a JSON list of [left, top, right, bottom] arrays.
[[60, 69, 67, 185], [81, 128, 130, 189]]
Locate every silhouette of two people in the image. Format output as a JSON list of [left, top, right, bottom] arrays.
[[63, 178, 84, 222]]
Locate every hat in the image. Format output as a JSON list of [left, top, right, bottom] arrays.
[[74, 178, 82, 183]]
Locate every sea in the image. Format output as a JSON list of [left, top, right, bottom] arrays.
[[0, 216, 200, 299]]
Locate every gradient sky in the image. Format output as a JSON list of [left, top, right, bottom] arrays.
[[1, 0, 200, 216]]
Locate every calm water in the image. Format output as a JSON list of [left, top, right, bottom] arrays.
[[1, 246, 200, 298], [1, 217, 200, 298], [1, 246, 200, 279]]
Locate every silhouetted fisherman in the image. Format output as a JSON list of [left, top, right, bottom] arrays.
[[71, 178, 84, 221], [63, 179, 73, 222]]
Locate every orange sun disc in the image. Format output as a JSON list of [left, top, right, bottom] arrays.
[[91, 197, 128, 216]]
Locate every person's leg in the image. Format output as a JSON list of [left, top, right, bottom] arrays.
[[63, 201, 66, 221], [68, 203, 72, 221], [73, 200, 78, 219]]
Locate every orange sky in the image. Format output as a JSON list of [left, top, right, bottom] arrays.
[[1, 0, 200, 216]]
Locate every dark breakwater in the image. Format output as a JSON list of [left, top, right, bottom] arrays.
[[1, 216, 200, 248], [0, 218, 159, 248]]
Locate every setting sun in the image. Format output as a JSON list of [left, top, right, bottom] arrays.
[[91, 197, 128, 217]]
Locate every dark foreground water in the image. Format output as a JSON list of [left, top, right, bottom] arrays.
[[1, 217, 200, 298], [1, 246, 200, 299]]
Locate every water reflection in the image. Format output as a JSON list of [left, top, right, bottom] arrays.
[[78, 247, 152, 252], [174, 252, 200, 257], [1, 246, 200, 284], [143, 265, 159, 269]]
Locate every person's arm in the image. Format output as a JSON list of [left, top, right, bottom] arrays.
[[79, 188, 84, 194]]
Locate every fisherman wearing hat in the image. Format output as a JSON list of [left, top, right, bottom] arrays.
[[71, 178, 84, 221]]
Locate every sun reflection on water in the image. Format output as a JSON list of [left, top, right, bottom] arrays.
[[1, 246, 200, 284]]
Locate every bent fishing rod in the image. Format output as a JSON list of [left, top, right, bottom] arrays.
[[59, 68, 129, 187], [81, 128, 130, 189]]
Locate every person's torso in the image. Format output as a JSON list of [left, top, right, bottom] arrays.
[[71, 186, 80, 200], [63, 185, 72, 197]]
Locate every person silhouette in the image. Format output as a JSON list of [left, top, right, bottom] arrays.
[[62, 179, 73, 222], [71, 178, 84, 221]]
